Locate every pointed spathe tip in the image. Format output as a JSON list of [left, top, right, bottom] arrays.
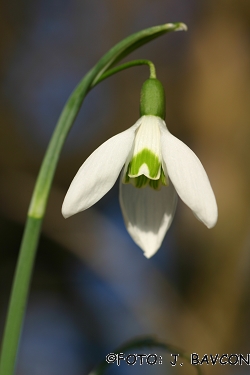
[[165, 22, 188, 32]]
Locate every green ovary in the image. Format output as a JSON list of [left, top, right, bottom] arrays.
[[124, 148, 168, 190]]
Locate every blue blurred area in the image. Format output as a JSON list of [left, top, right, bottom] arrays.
[[2, 0, 114, 153]]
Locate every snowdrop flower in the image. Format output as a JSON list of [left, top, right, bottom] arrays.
[[62, 78, 217, 258]]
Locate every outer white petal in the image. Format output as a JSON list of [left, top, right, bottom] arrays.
[[119, 178, 177, 258], [160, 123, 218, 228], [62, 120, 141, 218]]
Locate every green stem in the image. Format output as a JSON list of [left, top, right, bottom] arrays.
[[0, 217, 42, 375], [93, 59, 156, 86], [0, 22, 187, 375]]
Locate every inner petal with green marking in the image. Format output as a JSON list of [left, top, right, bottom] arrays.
[[122, 116, 169, 190], [129, 148, 161, 179], [124, 165, 168, 190]]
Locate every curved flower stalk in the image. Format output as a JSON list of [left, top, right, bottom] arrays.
[[62, 79, 218, 258]]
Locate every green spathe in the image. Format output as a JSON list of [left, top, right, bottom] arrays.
[[140, 78, 166, 119]]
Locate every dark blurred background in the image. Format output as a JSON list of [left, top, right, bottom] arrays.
[[1, 1, 250, 374]]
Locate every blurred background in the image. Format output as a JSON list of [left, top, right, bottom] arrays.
[[1, 0, 250, 374]]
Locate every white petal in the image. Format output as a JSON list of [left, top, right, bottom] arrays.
[[160, 124, 218, 228], [119, 178, 177, 258], [62, 120, 141, 218]]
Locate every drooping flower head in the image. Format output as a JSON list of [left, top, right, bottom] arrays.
[[62, 77, 218, 258]]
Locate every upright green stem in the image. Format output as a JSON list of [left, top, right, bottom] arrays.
[[0, 217, 42, 375], [0, 22, 186, 375]]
